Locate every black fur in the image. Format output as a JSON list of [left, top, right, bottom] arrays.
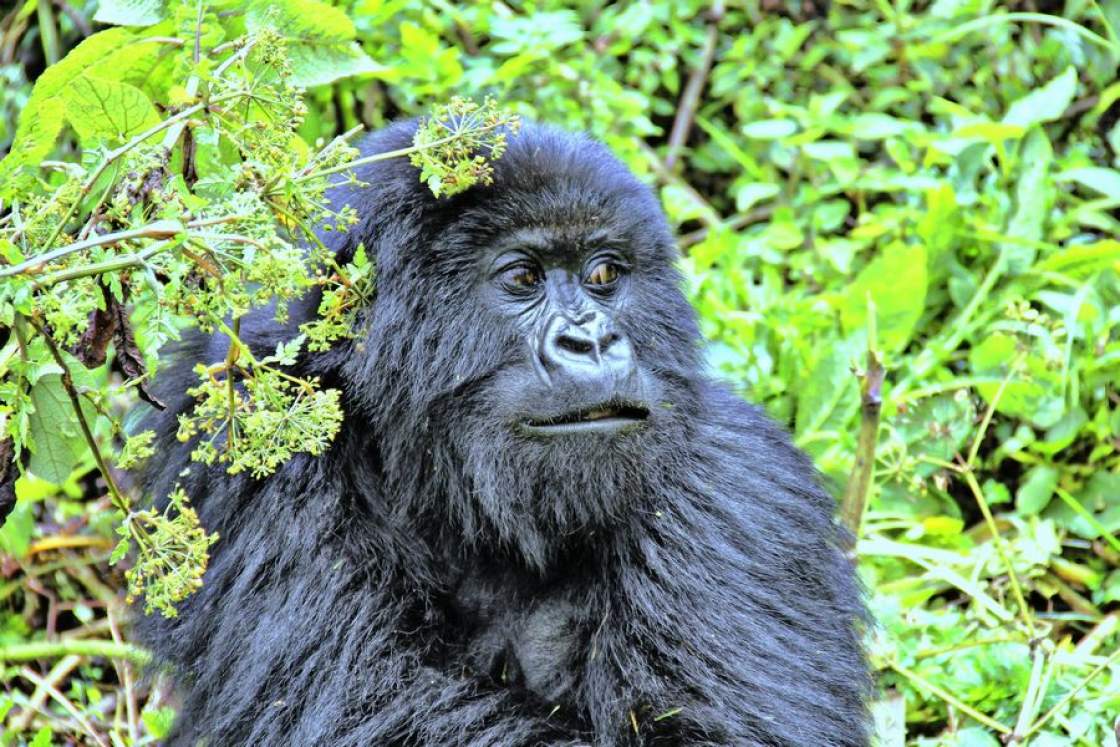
[[137, 121, 870, 746]]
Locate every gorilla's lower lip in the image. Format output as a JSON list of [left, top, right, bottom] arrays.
[[522, 403, 649, 435]]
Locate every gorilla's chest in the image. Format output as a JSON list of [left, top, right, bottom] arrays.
[[443, 565, 590, 703]]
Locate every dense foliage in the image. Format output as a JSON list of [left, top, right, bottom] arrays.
[[1, 0, 1119, 744]]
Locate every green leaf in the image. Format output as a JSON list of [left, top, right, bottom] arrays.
[[840, 242, 928, 352], [1016, 465, 1059, 515], [1056, 167, 1120, 199], [0, 27, 136, 196], [247, 0, 380, 87], [29, 727, 53, 747], [26, 375, 86, 485], [1003, 128, 1053, 274], [142, 707, 177, 739], [741, 119, 797, 139], [287, 44, 384, 88], [1036, 239, 1120, 278], [92, 0, 167, 26], [64, 75, 161, 143], [1003, 66, 1078, 128], [0, 499, 35, 557]]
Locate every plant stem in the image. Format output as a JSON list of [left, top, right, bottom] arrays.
[[295, 120, 509, 183], [0, 221, 184, 278], [0, 639, 150, 664], [840, 345, 884, 535], [23, 316, 129, 514], [889, 660, 1011, 733]]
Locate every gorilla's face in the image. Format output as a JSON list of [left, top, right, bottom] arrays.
[[477, 225, 663, 438], [353, 126, 703, 561]]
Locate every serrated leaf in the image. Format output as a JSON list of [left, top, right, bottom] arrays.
[[0, 28, 136, 196], [288, 43, 383, 88], [64, 75, 161, 143], [109, 537, 131, 565], [26, 375, 86, 485], [246, 0, 381, 87], [247, 0, 357, 42], [93, 0, 167, 26], [1003, 66, 1078, 128]]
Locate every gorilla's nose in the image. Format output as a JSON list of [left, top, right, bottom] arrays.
[[542, 311, 633, 382]]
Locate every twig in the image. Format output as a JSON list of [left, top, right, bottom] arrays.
[[0, 639, 151, 664], [0, 221, 184, 278], [665, 0, 725, 170], [1019, 645, 1120, 740], [8, 654, 81, 732], [678, 206, 773, 248], [22, 316, 129, 513], [888, 660, 1011, 734], [18, 666, 109, 747], [840, 334, 884, 535]]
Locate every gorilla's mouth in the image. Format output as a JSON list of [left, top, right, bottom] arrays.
[[522, 401, 650, 436]]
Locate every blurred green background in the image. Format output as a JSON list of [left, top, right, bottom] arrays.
[[2, 0, 1120, 744]]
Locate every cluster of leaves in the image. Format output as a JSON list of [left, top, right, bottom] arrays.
[[0, 0, 516, 741]]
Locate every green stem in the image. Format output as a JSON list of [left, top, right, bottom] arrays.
[[23, 315, 129, 515], [1020, 645, 1120, 740], [36, 237, 184, 286], [36, 0, 61, 66], [295, 120, 508, 183], [0, 221, 184, 278], [0, 639, 150, 664], [925, 12, 1117, 53], [889, 660, 1011, 733]]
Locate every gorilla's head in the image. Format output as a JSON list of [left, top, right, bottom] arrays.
[[332, 122, 703, 564]]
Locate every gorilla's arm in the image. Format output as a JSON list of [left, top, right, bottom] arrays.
[[574, 384, 869, 746]]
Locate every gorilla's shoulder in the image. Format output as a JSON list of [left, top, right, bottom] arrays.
[[694, 379, 835, 514]]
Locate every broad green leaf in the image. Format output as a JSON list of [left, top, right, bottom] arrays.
[[733, 182, 780, 213], [26, 375, 86, 485], [247, 0, 357, 40], [93, 0, 167, 26], [64, 75, 161, 143], [142, 707, 177, 739], [840, 242, 928, 352], [288, 44, 385, 88], [0, 27, 136, 196], [1003, 66, 1078, 128], [1003, 128, 1053, 274], [1016, 465, 1058, 514], [247, 0, 379, 87]]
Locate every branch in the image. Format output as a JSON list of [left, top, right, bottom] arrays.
[[0, 639, 150, 664], [664, 0, 725, 170], [840, 343, 884, 535]]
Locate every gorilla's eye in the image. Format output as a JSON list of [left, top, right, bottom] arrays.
[[585, 261, 621, 288], [501, 264, 542, 291]]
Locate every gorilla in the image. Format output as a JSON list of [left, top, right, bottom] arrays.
[[137, 120, 870, 746]]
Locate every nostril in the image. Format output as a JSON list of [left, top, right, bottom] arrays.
[[599, 332, 620, 351], [557, 334, 595, 356]]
